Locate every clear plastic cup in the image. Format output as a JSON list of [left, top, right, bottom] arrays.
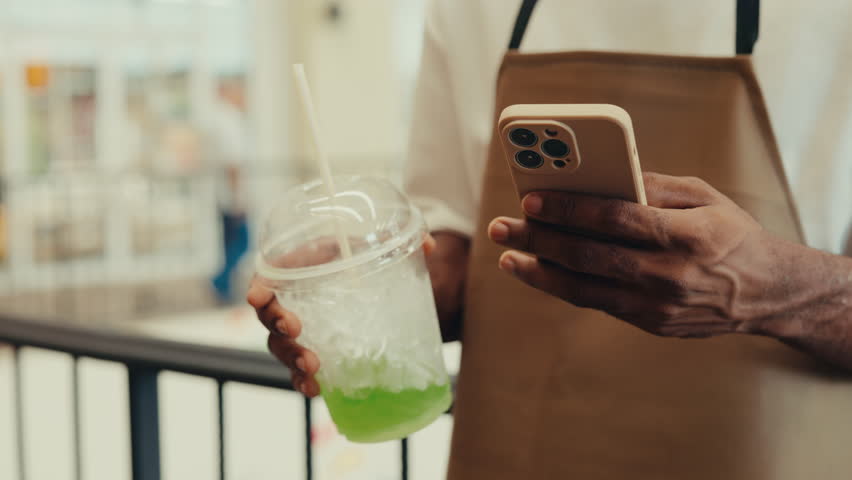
[[255, 175, 452, 443]]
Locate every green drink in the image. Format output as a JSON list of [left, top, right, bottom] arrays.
[[256, 177, 452, 442], [323, 382, 452, 443]]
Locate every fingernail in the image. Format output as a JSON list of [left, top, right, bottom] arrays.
[[499, 255, 517, 275], [489, 220, 509, 242], [275, 319, 288, 336], [295, 357, 307, 374], [301, 383, 310, 395], [523, 194, 543, 215]]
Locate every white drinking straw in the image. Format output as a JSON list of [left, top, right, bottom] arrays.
[[292, 63, 353, 259]]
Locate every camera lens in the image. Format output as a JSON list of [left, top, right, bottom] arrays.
[[509, 128, 537, 147], [515, 150, 543, 169], [542, 139, 569, 158]]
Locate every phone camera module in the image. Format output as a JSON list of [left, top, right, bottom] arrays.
[[509, 128, 538, 147], [515, 150, 543, 169], [542, 139, 570, 158]]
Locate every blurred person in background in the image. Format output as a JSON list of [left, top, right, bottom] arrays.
[[209, 77, 250, 303], [251, 1, 852, 478]]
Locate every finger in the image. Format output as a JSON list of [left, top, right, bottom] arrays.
[[498, 250, 646, 313], [247, 278, 297, 336], [256, 298, 301, 337], [490, 217, 650, 281], [301, 378, 321, 398], [641, 172, 721, 209], [521, 191, 670, 246], [267, 334, 300, 368], [423, 233, 437, 257], [299, 349, 321, 376], [268, 335, 320, 381], [286, 365, 321, 397], [290, 374, 320, 398], [247, 279, 274, 310], [267, 334, 313, 372]]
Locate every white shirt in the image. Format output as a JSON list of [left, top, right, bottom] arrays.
[[404, 0, 852, 255]]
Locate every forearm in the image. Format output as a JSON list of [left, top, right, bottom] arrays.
[[428, 232, 470, 342], [746, 242, 852, 370]]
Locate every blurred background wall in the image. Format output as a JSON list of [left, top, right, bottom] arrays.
[[0, 0, 427, 315]]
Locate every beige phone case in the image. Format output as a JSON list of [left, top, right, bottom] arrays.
[[498, 104, 646, 205]]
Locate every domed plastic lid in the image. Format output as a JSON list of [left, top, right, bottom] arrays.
[[255, 176, 425, 287]]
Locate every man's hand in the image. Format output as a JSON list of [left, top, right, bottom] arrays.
[[487, 172, 852, 367]]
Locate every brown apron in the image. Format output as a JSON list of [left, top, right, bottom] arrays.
[[449, 1, 852, 479]]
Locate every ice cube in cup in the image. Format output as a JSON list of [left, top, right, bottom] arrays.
[[255, 176, 452, 443]]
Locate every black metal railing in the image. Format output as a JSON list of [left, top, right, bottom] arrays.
[[0, 314, 420, 480]]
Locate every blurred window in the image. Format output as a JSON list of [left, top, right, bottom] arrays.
[[26, 65, 97, 175], [0, 0, 249, 268]]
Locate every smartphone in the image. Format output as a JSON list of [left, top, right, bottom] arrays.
[[497, 104, 646, 205]]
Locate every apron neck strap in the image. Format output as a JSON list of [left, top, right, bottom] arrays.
[[736, 0, 760, 55], [508, 0, 760, 55], [507, 0, 538, 51]]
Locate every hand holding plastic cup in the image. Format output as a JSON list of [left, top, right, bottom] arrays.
[[255, 176, 452, 443]]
